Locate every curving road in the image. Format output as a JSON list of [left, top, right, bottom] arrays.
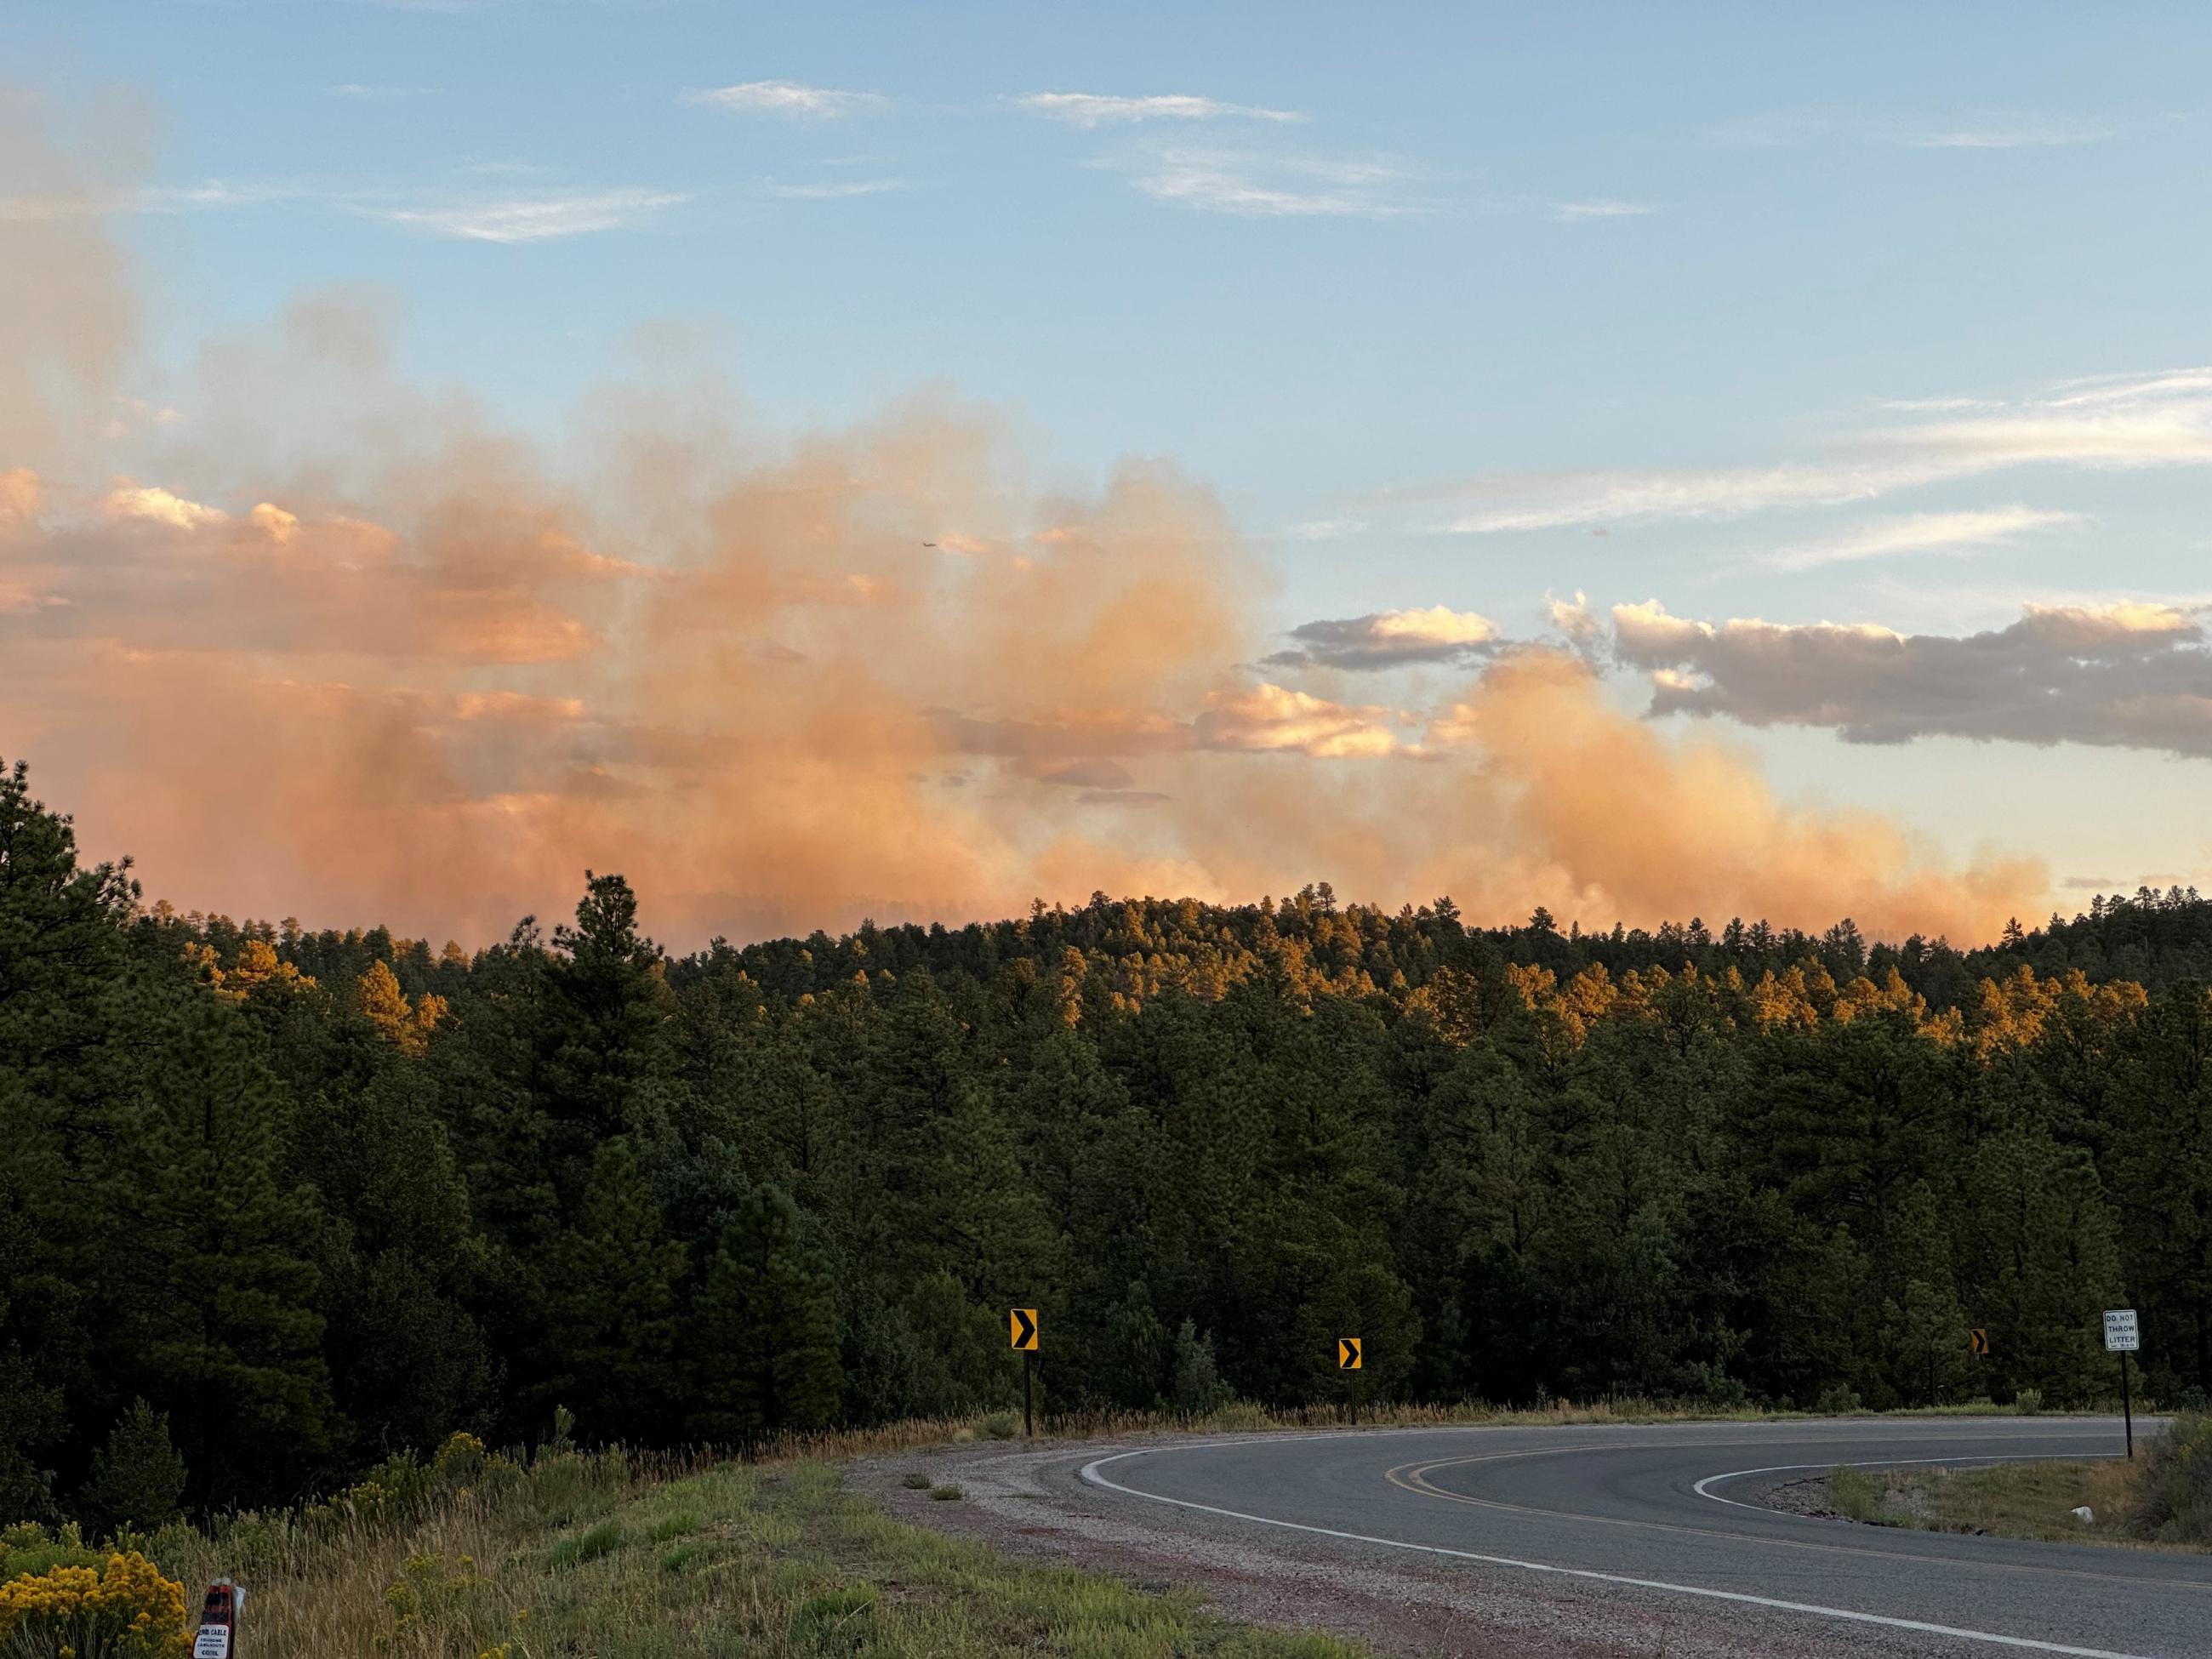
[[1073, 1418, 2211, 1657]]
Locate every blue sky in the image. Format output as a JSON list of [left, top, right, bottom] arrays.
[[9, 1, 2212, 935]]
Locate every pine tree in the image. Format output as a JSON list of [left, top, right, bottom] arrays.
[[0, 760, 136, 1504], [96, 988, 339, 1506], [356, 960, 440, 1057], [687, 1183, 842, 1440], [533, 1138, 684, 1443], [78, 1398, 187, 1532], [542, 872, 676, 1162], [1960, 1131, 2123, 1404]]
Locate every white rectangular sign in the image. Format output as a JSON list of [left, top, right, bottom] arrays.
[[2103, 1308, 2140, 1353], [193, 1628, 231, 1659]]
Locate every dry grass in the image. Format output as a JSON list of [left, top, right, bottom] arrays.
[[1826, 1458, 2181, 1550], [143, 1449, 1366, 1657]]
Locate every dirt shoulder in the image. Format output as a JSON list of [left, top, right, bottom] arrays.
[[852, 1432, 1889, 1659]]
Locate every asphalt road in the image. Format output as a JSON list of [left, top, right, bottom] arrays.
[[1077, 1418, 2209, 1657]]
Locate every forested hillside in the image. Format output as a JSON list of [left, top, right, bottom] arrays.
[[4, 755, 2210, 1525]]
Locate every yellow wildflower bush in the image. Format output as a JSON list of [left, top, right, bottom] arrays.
[[379, 1551, 498, 1652], [0, 1549, 187, 1658]]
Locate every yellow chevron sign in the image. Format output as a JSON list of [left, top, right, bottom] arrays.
[[1338, 1337, 1362, 1370], [1010, 1308, 1040, 1351]]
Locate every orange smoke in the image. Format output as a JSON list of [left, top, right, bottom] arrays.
[[0, 94, 2048, 947]]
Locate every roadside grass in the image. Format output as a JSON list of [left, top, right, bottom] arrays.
[[1824, 1459, 2168, 1548], [143, 1448, 1369, 1656], [1827, 1464, 1890, 1525]]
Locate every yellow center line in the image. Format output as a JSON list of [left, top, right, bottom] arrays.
[[1382, 1438, 2211, 1593]]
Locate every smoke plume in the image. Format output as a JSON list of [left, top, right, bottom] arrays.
[[0, 93, 2047, 946]]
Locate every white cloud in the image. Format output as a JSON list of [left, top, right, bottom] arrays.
[[689, 82, 889, 119], [1761, 506, 2083, 571], [1015, 92, 1303, 128], [1418, 368, 2212, 533], [369, 189, 687, 242], [1714, 111, 2112, 151], [765, 179, 907, 200], [1905, 118, 2112, 150], [1551, 198, 1658, 222], [2, 174, 685, 244], [1598, 596, 2212, 758], [1268, 606, 1502, 670], [105, 482, 228, 531], [1192, 683, 1407, 756], [1132, 150, 1422, 219], [1544, 590, 1604, 651], [1284, 517, 1369, 541]]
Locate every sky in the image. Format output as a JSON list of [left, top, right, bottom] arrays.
[[3, 1, 2210, 947]]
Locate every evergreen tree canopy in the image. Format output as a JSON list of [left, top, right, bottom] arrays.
[[4, 755, 2210, 1522]]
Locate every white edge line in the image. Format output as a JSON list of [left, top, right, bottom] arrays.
[[1079, 1448, 2151, 1659]]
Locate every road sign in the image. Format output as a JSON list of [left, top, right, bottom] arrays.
[[2105, 1309, 2141, 1459], [1338, 1337, 1362, 1370], [193, 1580, 238, 1658], [1970, 1327, 1990, 1358], [1011, 1308, 1039, 1351]]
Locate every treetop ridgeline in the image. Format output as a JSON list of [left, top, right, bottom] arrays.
[[3, 753, 2210, 1525]]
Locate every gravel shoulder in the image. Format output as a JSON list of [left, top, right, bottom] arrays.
[[852, 1431, 1935, 1659]]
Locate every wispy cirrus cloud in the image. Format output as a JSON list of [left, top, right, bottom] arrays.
[[0, 178, 319, 220], [363, 187, 687, 242], [1129, 148, 1424, 219], [1760, 505, 2084, 572], [1016, 92, 1304, 128], [0, 172, 687, 243], [1365, 368, 2212, 535], [687, 81, 889, 119], [1714, 110, 2113, 151], [764, 178, 906, 201], [1551, 197, 1658, 222]]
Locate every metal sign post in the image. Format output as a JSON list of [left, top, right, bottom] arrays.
[[2103, 1308, 2140, 1458], [1010, 1308, 1039, 1436]]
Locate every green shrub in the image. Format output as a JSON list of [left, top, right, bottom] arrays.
[[2013, 1388, 2044, 1415], [658, 1541, 708, 1574], [790, 1584, 877, 1650], [1827, 1465, 1889, 1524], [647, 1508, 700, 1542], [0, 1521, 105, 1580], [2130, 1412, 2212, 1543], [1170, 1319, 1232, 1417], [1815, 1383, 1864, 1415], [547, 1518, 624, 1569], [78, 1399, 188, 1534], [898, 1472, 931, 1490], [976, 1411, 1019, 1440], [928, 1484, 962, 1502]]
